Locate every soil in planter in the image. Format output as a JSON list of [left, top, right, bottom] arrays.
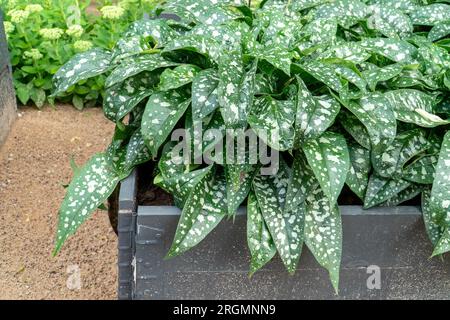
[[136, 163, 421, 207]]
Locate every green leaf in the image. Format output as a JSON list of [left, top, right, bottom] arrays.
[[30, 88, 46, 108], [318, 43, 370, 64], [360, 38, 417, 62], [430, 131, 450, 227], [248, 96, 295, 151], [403, 154, 437, 184], [363, 174, 411, 209], [338, 111, 371, 149], [225, 163, 257, 217], [367, 4, 413, 38], [252, 162, 304, 273], [103, 72, 157, 121], [105, 55, 178, 88], [372, 129, 430, 178], [304, 187, 342, 293], [124, 130, 151, 171], [432, 228, 450, 257], [299, 17, 337, 50], [303, 132, 350, 205], [166, 167, 227, 257], [297, 60, 343, 93], [381, 183, 425, 206], [218, 53, 257, 128], [428, 21, 450, 42], [315, 0, 368, 28], [141, 90, 191, 157], [362, 63, 404, 91], [249, 45, 293, 75], [410, 4, 450, 26], [15, 84, 30, 105], [163, 34, 222, 62], [53, 48, 111, 95], [159, 65, 200, 91], [385, 89, 450, 127], [53, 153, 124, 254], [346, 142, 371, 200], [343, 93, 396, 152], [295, 77, 341, 145], [247, 191, 277, 275], [422, 189, 446, 247], [192, 69, 220, 121]]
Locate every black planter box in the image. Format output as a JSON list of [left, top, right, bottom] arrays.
[[0, 10, 16, 147], [117, 170, 450, 300]]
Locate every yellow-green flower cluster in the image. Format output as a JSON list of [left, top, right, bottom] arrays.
[[73, 40, 93, 52], [25, 4, 44, 13], [66, 25, 84, 38], [100, 5, 125, 20], [39, 28, 64, 40], [23, 48, 43, 60], [7, 9, 30, 24], [3, 21, 15, 34]]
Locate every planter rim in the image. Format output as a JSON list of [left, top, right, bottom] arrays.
[[137, 205, 422, 216]]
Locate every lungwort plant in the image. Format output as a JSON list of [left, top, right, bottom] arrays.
[[52, 0, 450, 292]]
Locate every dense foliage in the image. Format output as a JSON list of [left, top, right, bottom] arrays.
[[52, 0, 450, 291], [1, 0, 159, 108]]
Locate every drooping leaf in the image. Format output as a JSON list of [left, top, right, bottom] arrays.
[[422, 189, 446, 247], [338, 111, 371, 149], [166, 167, 227, 257], [384, 89, 450, 127], [252, 162, 304, 273], [363, 174, 411, 209], [346, 142, 371, 200], [318, 43, 370, 64], [247, 191, 277, 275], [430, 131, 450, 227], [362, 63, 404, 91], [304, 187, 342, 293], [54, 153, 125, 254], [381, 183, 426, 206], [248, 96, 295, 151], [141, 90, 191, 156], [303, 132, 350, 205], [124, 130, 151, 170], [159, 64, 200, 91], [225, 161, 257, 217], [372, 129, 430, 178], [297, 60, 344, 93], [367, 4, 413, 38], [432, 227, 450, 257], [315, 0, 368, 28], [192, 69, 220, 121], [295, 77, 341, 145], [53, 49, 111, 95]]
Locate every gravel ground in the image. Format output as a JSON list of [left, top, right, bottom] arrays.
[[0, 105, 117, 300]]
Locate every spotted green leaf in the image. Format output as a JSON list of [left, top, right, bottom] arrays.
[[318, 43, 370, 64], [381, 183, 426, 206], [432, 227, 450, 257], [362, 63, 404, 91], [343, 93, 396, 152], [346, 142, 371, 200], [159, 65, 200, 91], [315, 0, 368, 28], [249, 46, 293, 75], [247, 191, 277, 275], [422, 189, 446, 247], [303, 132, 350, 205], [252, 163, 305, 273], [192, 69, 219, 121], [385, 89, 450, 127], [360, 38, 417, 62], [141, 90, 191, 156], [125, 130, 151, 170], [429, 21, 450, 42], [103, 72, 157, 121], [363, 174, 411, 208], [304, 187, 342, 293], [106, 55, 178, 88], [372, 129, 430, 178], [410, 4, 450, 26], [295, 77, 341, 145], [218, 54, 257, 128], [167, 167, 227, 257], [299, 18, 337, 50], [298, 60, 343, 93], [403, 154, 437, 184], [53, 48, 111, 95], [430, 131, 450, 228], [54, 153, 125, 254], [225, 161, 257, 217], [163, 34, 222, 62], [248, 96, 295, 151], [367, 5, 413, 38], [338, 111, 371, 149]]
